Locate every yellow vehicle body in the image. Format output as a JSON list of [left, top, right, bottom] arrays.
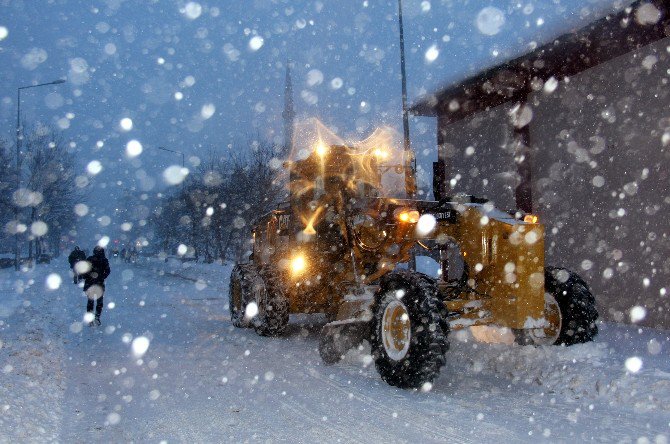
[[436, 206, 545, 330], [235, 140, 596, 388], [252, 144, 547, 331]]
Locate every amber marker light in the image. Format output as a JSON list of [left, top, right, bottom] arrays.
[[523, 214, 539, 224], [396, 209, 420, 223]]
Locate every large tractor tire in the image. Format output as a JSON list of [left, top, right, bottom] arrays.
[[545, 266, 598, 345], [228, 264, 254, 328], [252, 271, 289, 337], [370, 270, 449, 389], [518, 267, 599, 346]]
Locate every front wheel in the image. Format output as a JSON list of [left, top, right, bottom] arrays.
[[370, 270, 449, 389]]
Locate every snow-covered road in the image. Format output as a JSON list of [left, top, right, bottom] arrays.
[[1, 258, 669, 442]]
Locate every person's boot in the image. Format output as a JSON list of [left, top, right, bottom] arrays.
[[94, 316, 101, 326]]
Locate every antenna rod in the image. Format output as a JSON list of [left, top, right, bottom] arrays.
[[398, 0, 416, 199]]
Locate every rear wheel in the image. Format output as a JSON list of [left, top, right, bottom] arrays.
[[253, 271, 289, 337], [228, 264, 254, 328], [519, 267, 598, 346], [371, 270, 448, 389], [546, 267, 598, 345]]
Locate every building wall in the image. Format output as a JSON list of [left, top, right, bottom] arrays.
[[436, 38, 670, 329]]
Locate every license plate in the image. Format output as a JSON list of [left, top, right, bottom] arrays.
[[434, 210, 457, 222]]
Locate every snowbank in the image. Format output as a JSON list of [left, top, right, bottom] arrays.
[[0, 268, 67, 441], [445, 326, 670, 413]]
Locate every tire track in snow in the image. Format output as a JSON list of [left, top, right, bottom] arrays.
[[226, 329, 415, 442], [194, 308, 495, 442], [138, 261, 670, 442], [259, 322, 527, 444], [292, 363, 474, 443], [251, 328, 473, 443], [279, 399, 365, 443], [136, 260, 230, 293], [115, 264, 290, 442]]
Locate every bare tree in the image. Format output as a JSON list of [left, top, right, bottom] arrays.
[[0, 140, 17, 252], [114, 189, 155, 252], [23, 125, 78, 258], [219, 141, 285, 261], [152, 139, 284, 263]]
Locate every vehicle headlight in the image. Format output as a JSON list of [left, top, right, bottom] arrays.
[[291, 254, 307, 275]]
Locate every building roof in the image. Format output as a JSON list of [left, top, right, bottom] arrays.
[[410, 0, 670, 121]]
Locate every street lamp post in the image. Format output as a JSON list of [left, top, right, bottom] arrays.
[[157, 146, 185, 168], [14, 79, 66, 270], [157, 146, 186, 191]]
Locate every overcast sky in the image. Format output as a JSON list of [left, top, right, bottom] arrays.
[[0, 0, 621, 243]]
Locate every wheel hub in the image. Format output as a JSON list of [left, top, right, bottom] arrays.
[[529, 292, 562, 345], [381, 299, 411, 361], [252, 281, 265, 318]]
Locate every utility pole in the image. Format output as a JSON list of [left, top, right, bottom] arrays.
[[398, 0, 416, 200], [397, 0, 417, 271], [282, 60, 295, 159]]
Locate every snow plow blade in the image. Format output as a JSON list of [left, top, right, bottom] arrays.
[[318, 320, 370, 365]]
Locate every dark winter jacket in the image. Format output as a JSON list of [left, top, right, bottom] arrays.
[[68, 248, 86, 268], [83, 249, 111, 291]]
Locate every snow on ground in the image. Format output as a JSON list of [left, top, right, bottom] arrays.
[[0, 268, 66, 441], [0, 257, 669, 442]]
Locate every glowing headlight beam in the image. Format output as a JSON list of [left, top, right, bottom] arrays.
[[301, 206, 324, 235], [291, 255, 307, 274], [315, 141, 328, 157], [373, 148, 389, 159]]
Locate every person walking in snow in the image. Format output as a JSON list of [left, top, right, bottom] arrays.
[[82, 246, 111, 326], [68, 246, 87, 284]]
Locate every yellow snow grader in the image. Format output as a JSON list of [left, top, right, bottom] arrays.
[[229, 142, 598, 389]]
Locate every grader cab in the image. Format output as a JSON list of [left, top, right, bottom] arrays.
[[229, 141, 598, 389]]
